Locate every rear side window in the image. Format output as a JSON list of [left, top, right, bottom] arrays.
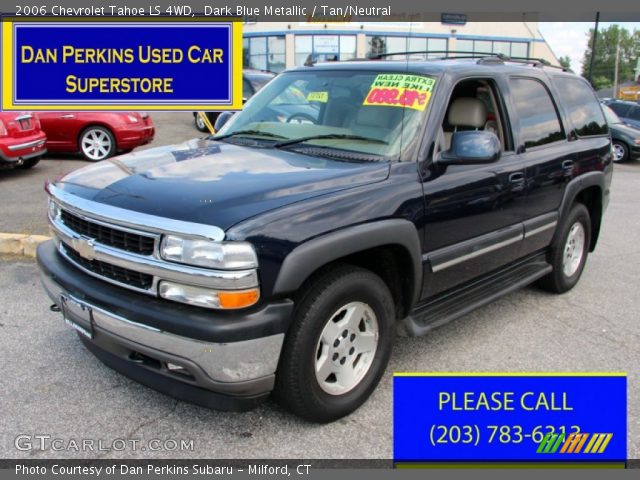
[[510, 78, 565, 149], [609, 103, 632, 117], [553, 77, 607, 136]]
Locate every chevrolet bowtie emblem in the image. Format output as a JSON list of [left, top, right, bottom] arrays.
[[72, 237, 96, 261]]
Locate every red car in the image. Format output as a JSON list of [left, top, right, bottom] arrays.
[[38, 112, 155, 161], [0, 112, 47, 169]]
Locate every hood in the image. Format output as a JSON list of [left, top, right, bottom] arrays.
[[611, 122, 640, 138], [55, 138, 390, 230]]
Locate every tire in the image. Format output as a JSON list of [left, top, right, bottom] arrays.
[[274, 265, 395, 423], [194, 113, 208, 132], [612, 141, 628, 163], [79, 126, 115, 161], [538, 203, 591, 294], [15, 156, 41, 170]]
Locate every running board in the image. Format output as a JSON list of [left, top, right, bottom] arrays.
[[401, 254, 552, 337]]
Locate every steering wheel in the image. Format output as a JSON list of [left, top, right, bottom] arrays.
[[286, 113, 316, 124]]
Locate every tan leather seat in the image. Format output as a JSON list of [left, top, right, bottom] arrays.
[[441, 97, 488, 151]]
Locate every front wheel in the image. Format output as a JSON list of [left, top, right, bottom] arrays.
[[274, 265, 395, 423], [538, 203, 591, 293], [79, 126, 115, 161], [612, 141, 628, 163], [194, 113, 208, 132]]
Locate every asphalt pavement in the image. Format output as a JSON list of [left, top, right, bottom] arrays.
[[0, 112, 638, 459]]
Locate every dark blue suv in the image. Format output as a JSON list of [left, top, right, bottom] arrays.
[[38, 55, 613, 422]]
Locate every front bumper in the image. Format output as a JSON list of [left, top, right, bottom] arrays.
[[37, 240, 293, 411], [115, 123, 155, 150], [630, 144, 640, 161]]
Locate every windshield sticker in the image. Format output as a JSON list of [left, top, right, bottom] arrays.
[[307, 91, 329, 103], [363, 74, 435, 111]]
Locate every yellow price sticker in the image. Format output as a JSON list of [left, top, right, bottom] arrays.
[[307, 91, 329, 103]]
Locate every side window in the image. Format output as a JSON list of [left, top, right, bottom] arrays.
[[437, 78, 511, 155], [629, 107, 640, 121], [510, 78, 565, 149], [609, 103, 631, 117], [552, 77, 607, 136]]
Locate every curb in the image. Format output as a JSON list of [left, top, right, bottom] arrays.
[[0, 233, 50, 258]]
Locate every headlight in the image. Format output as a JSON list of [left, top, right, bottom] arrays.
[[634, 138, 640, 145], [158, 281, 259, 309], [160, 235, 258, 270], [126, 114, 139, 123]]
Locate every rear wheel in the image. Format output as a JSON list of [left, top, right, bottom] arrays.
[[79, 126, 115, 161], [274, 265, 395, 423], [15, 156, 41, 170], [538, 203, 591, 293]]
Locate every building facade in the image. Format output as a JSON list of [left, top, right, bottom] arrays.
[[242, 22, 560, 72]]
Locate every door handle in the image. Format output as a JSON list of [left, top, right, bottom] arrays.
[[509, 172, 526, 191], [562, 160, 574, 170], [60, 114, 75, 119], [509, 172, 525, 183]]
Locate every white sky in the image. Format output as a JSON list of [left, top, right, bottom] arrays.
[[538, 22, 640, 73]]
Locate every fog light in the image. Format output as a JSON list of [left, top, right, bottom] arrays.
[[158, 281, 259, 310]]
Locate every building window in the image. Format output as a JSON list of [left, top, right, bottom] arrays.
[[294, 35, 357, 66], [243, 35, 286, 72], [366, 36, 448, 59], [456, 38, 529, 58]]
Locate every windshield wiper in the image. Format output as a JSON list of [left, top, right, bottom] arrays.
[[212, 130, 287, 141], [274, 134, 388, 148]]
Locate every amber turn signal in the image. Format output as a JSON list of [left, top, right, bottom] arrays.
[[218, 289, 260, 309]]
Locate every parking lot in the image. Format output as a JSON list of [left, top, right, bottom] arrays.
[[0, 112, 639, 459]]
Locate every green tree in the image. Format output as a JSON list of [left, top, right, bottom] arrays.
[[559, 55, 572, 70], [581, 25, 639, 89]]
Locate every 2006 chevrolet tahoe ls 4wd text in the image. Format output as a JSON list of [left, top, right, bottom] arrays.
[[38, 54, 613, 422]]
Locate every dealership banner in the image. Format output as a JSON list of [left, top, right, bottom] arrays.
[[394, 373, 627, 464], [0, 19, 243, 110]]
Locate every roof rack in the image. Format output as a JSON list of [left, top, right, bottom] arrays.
[[367, 50, 492, 60], [366, 50, 571, 72]]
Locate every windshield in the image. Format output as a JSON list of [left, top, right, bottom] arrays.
[[602, 105, 622, 124], [214, 70, 436, 160]]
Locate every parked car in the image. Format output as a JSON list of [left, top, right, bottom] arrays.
[[38, 56, 612, 423], [605, 99, 640, 129], [37, 112, 155, 161], [193, 69, 275, 131], [602, 105, 640, 163], [0, 112, 46, 169]]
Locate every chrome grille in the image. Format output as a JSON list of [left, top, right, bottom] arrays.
[[61, 209, 155, 256], [63, 244, 153, 290]]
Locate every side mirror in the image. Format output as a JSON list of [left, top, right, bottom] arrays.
[[440, 130, 501, 165], [214, 111, 234, 131]]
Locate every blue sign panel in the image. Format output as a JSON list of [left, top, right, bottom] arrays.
[[1, 20, 243, 110], [394, 373, 627, 463]]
